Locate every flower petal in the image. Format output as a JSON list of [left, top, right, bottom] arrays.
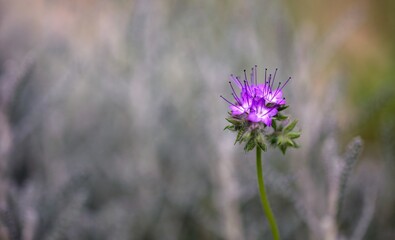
[[247, 112, 260, 122], [263, 115, 272, 126], [230, 105, 244, 115]]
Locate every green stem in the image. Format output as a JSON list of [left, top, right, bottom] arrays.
[[256, 147, 280, 240]]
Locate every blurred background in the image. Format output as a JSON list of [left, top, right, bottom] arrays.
[[0, 0, 394, 239]]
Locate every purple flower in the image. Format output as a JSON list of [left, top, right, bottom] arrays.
[[248, 99, 278, 126], [221, 66, 290, 126], [222, 66, 299, 153]]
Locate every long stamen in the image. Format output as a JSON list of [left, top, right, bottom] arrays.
[[278, 77, 291, 92], [263, 72, 271, 96], [254, 65, 258, 85], [268, 75, 291, 103], [269, 78, 284, 102], [268, 74, 272, 93], [250, 68, 254, 85], [272, 68, 278, 89], [271, 77, 291, 100], [220, 95, 239, 108], [230, 74, 242, 88], [241, 77, 248, 92], [244, 80, 253, 97], [244, 79, 249, 90], [229, 81, 238, 96], [268, 81, 283, 103], [244, 70, 248, 83], [232, 93, 242, 105], [270, 70, 275, 90], [243, 80, 252, 105], [265, 68, 267, 85], [229, 81, 242, 104]]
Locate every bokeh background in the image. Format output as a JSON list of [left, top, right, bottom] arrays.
[[0, 0, 394, 239]]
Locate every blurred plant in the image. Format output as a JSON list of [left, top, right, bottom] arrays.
[[286, 8, 380, 238]]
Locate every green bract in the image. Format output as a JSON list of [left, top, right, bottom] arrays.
[[224, 107, 300, 154]]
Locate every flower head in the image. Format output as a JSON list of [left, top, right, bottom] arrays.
[[222, 66, 300, 153], [221, 67, 289, 126]]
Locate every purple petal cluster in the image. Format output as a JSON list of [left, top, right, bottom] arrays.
[[221, 66, 290, 126]]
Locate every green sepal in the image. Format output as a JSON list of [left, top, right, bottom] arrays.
[[278, 136, 289, 154], [224, 112, 299, 154], [244, 137, 256, 152], [288, 131, 301, 139], [276, 135, 300, 154], [226, 117, 243, 126], [241, 131, 252, 142], [277, 105, 289, 111], [274, 114, 288, 121], [286, 138, 295, 147], [224, 125, 236, 131], [279, 144, 287, 154], [284, 119, 298, 133], [271, 119, 277, 130], [234, 129, 247, 144], [269, 136, 277, 145], [266, 102, 277, 108], [277, 135, 287, 145], [255, 133, 267, 152]]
